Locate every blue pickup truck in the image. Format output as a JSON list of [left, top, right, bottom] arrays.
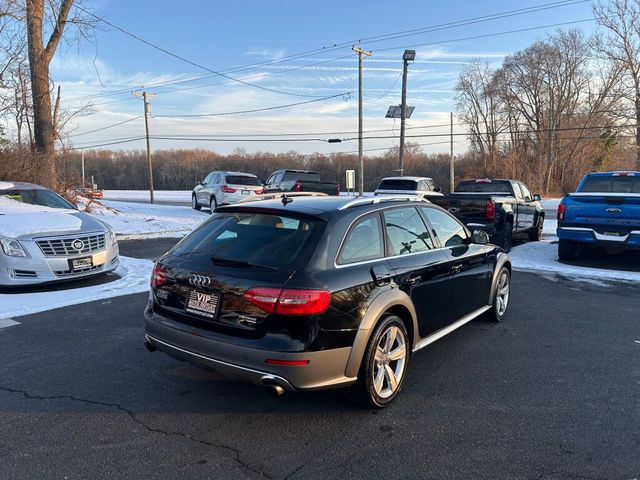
[[557, 171, 640, 259]]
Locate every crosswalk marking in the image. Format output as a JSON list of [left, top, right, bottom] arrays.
[[0, 319, 20, 330]]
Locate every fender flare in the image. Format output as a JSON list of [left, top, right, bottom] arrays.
[[344, 288, 418, 378], [488, 253, 511, 305]]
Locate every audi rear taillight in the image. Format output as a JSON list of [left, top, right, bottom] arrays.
[[486, 200, 496, 220], [557, 203, 566, 221], [293, 181, 302, 192], [151, 263, 167, 288], [221, 185, 237, 193], [244, 287, 331, 316]]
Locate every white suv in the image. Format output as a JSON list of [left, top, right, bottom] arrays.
[[192, 171, 264, 211], [374, 176, 442, 198]]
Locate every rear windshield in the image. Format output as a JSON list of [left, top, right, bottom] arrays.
[[170, 211, 325, 269], [282, 171, 319, 183], [225, 175, 261, 186], [0, 188, 75, 210], [455, 181, 512, 193], [580, 176, 640, 193], [377, 179, 418, 191]]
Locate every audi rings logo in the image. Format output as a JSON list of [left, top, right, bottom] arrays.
[[189, 274, 211, 288], [72, 239, 85, 251]]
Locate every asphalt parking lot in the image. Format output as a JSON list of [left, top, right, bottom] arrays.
[[0, 241, 638, 479]]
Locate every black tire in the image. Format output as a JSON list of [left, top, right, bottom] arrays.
[[209, 196, 217, 213], [484, 267, 510, 322], [528, 215, 544, 241], [558, 239, 577, 260], [344, 315, 410, 408], [498, 221, 513, 252], [191, 194, 201, 211]]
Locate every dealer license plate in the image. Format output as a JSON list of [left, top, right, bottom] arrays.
[[185, 290, 220, 319], [241, 189, 250, 195], [70, 256, 93, 270]]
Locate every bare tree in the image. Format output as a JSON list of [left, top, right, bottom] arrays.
[[25, 0, 74, 189], [594, 0, 640, 169]]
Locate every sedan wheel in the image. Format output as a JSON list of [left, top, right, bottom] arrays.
[[345, 315, 409, 408], [192, 195, 201, 211], [209, 196, 217, 213]]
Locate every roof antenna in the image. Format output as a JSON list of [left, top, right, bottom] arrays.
[[282, 195, 293, 205]]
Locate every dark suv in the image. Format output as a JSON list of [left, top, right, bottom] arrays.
[[144, 195, 511, 407]]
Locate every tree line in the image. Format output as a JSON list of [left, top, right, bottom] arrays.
[[0, 1, 639, 194]]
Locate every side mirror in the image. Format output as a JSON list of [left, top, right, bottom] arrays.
[[433, 186, 442, 193], [533, 194, 542, 201], [472, 229, 490, 244]]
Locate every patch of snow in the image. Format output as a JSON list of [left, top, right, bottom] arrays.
[[103, 190, 193, 203], [0, 256, 152, 320], [78, 198, 208, 238]]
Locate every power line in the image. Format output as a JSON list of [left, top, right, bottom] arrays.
[[68, 115, 143, 137], [153, 93, 351, 118]]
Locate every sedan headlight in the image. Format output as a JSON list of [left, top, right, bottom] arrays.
[[0, 237, 28, 257], [107, 226, 117, 246]]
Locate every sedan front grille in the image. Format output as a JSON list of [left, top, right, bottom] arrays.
[[36, 234, 106, 257]]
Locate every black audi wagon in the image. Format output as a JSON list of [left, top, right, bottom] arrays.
[[144, 195, 511, 407]]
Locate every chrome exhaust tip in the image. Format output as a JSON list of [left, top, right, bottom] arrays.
[[264, 384, 285, 397]]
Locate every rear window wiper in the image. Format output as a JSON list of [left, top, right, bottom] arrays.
[[210, 256, 278, 271]]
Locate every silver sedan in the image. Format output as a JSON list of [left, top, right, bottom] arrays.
[[0, 182, 119, 286]]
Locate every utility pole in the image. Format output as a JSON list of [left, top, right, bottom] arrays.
[[81, 148, 85, 188], [399, 50, 415, 177], [353, 46, 371, 196], [132, 90, 156, 204], [450, 112, 455, 193]]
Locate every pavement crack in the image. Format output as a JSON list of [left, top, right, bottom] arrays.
[[0, 385, 273, 479]]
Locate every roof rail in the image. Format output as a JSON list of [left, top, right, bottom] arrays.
[[337, 195, 426, 210], [236, 191, 328, 204]]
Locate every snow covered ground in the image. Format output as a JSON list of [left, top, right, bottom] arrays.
[[79, 198, 208, 239], [0, 256, 152, 320], [103, 190, 193, 203]]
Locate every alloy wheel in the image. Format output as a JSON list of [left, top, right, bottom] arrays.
[[496, 271, 510, 316], [372, 325, 407, 399]]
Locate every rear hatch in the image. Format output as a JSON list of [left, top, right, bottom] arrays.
[[225, 175, 264, 199], [375, 178, 418, 195], [152, 210, 326, 339]]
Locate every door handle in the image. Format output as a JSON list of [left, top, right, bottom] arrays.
[[451, 264, 463, 274], [371, 267, 392, 286], [404, 274, 421, 286]]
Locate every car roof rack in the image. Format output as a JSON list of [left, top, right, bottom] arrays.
[[236, 191, 328, 204], [338, 195, 426, 210]]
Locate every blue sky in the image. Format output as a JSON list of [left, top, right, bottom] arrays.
[[55, 0, 596, 155]]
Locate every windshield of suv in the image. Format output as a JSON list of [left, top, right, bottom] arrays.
[[455, 181, 512, 193], [225, 175, 261, 186], [377, 179, 419, 191], [0, 188, 76, 210], [580, 176, 640, 193], [171, 211, 325, 269]]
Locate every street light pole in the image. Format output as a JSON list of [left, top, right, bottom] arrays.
[[399, 50, 415, 177], [353, 46, 371, 196]]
